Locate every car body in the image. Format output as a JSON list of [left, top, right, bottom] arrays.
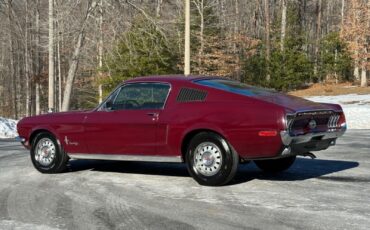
[[17, 76, 347, 185]]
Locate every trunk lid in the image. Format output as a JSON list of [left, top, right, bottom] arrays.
[[254, 93, 334, 112]]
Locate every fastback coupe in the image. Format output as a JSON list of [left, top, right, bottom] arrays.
[[17, 76, 346, 186]]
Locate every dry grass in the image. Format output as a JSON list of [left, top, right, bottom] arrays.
[[289, 82, 370, 97]]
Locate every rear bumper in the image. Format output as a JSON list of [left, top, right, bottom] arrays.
[[279, 128, 346, 156], [280, 129, 346, 146]]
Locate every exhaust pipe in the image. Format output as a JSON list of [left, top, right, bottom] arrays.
[[299, 152, 317, 159]]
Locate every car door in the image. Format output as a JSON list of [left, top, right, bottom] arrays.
[[83, 82, 170, 155]]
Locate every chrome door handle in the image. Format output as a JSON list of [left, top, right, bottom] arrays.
[[147, 112, 159, 117]]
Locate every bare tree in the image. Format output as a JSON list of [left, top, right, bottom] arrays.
[[48, 0, 55, 112], [62, 0, 97, 111], [280, 0, 287, 52], [264, 0, 271, 81], [314, 0, 322, 80]]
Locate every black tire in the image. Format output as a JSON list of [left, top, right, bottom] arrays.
[[254, 156, 296, 173], [30, 132, 69, 173], [186, 132, 239, 186]]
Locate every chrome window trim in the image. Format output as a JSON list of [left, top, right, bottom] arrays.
[[95, 85, 122, 111], [68, 153, 182, 163], [96, 81, 172, 111]]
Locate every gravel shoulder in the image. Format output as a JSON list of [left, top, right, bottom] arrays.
[[0, 130, 369, 230]]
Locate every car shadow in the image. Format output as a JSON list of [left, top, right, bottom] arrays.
[[232, 157, 360, 185], [67, 160, 190, 177], [66, 157, 359, 185]]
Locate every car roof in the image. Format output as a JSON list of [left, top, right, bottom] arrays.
[[124, 75, 224, 84]]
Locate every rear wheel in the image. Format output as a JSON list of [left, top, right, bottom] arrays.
[[254, 156, 296, 173], [186, 132, 239, 186], [31, 132, 68, 173]]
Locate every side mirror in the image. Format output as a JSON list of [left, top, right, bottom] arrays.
[[105, 100, 113, 111]]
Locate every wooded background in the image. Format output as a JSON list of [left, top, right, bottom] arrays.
[[0, 0, 369, 119]]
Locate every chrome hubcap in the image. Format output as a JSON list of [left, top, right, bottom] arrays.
[[35, 138, 56, 167], [193, 142, 222, 176]]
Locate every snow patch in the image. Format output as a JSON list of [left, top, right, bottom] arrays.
[[0, 117, 18, 139], [306, 94, 370, 129]]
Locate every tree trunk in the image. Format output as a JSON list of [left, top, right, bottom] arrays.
[[198, 0, 204, 71], [280, 0, 287, 52], [61, 30, 85, 111], [314, 0, 322, 80], [25, 0, 30, 117], [98, 0, 104, 104], [156, 0, 163, 18], [234, 0, 241, 80], [354, 46, 360, 81], [218, 0, 226, 29], [57, 21, 62, 112], [7, 0, 17, 119], [340, 0, 345, 31], [360, 60, 367, 87], [62, 1, 96, 111], [184, 0, 191, 76], [35, 0, 41, 115], [264, 0, 271, 81], [48, 0, 55, 112], [360, 1, 369, 87]]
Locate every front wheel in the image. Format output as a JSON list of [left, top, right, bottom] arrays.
[[254, 156, 296, 173], [31, 132, 69, 173], [186, 132, 239, 186]]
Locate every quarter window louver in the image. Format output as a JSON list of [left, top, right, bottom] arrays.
[[176, 88, 207, 102]]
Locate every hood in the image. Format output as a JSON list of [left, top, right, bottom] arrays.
[[18, 110, 92, 125], [30, 110, 91, 118]]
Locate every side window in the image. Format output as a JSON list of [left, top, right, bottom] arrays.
[[111, 83, 170, 110]]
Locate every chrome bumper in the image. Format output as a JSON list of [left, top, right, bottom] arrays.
[[15, 136, 26, 143], [16, 136, 30, 149], [279, 129, 346, 156], [280, 129, 346, 146]]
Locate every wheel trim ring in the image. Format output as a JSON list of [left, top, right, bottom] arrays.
[[193, 142, 223, 177], [35, 138, 56, 167]]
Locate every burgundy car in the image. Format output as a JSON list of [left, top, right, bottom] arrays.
[[17, 76, 346, 186]]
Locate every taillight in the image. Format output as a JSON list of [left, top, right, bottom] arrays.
[[328, 112, 346, 130], [285, 114, 295, 131], [338, 112, 346, 129]]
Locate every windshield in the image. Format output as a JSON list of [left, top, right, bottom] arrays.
[[195, 79, 276, 97]]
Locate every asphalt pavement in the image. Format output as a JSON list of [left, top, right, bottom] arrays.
[[0, 130, 369, 230]]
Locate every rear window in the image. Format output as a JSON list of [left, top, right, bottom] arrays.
[[195, 79, 276, 96]]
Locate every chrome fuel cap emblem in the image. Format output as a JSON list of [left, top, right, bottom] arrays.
[[308, 119, 317, 129]]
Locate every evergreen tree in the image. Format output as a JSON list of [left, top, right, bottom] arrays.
[[319, 32, 353, 82], [242, 1, 313, 91], [100, 16, 181, 94]]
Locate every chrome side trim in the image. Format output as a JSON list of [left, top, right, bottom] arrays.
[[67, 153, 183, 163]]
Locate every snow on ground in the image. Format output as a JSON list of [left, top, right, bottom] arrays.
[[306, 94, 370, 129], [0, 117, 18, 139]]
